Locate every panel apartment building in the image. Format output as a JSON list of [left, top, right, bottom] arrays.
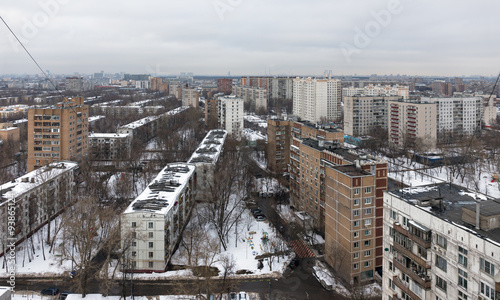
[[342, 84, 409, 99], [218, 95, 244, 139], [121, 163, 196, 272], [383, 183, 500, 300], [233, 85, 268, 111], [27, 97, 89, 171], [0, 162, 78, 257], [293, 77, 342, 123]]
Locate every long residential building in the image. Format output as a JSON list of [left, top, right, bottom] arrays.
[[383, 183, 500, 300], [342, 84, 409, 99], [27, 97, 89, 172], [269, 77, 294, 101], [233, 86, 268, 111], [121, 163, 196, 273], [344, 96, 402, 136], [89, 133, 132, 160], [0, 162, 78, 257], [187, 129, 227, 201], [293, 77, 342, 123]]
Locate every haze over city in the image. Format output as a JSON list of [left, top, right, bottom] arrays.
[[2, 0, 500, 76]]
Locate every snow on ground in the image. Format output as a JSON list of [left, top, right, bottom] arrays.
[[0, 218, 73, 277], [312, 261, 381, 298], [387, 156, 500, 198], [243, 128, 266, 142], [250, 152, 266, 170], [254, 177, 283, 195]]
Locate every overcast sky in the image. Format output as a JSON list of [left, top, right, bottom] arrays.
[[1, 0, 500, 77]]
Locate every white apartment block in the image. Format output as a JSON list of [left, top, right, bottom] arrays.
[[388, 100, 437, 149], [233, 86, 268, 111], [383, 183, 500, 300], [181, 88, 199, 108], [0, 162, 78, 257], [344, 96, 401, 136], [121, 163, 195, 273], [187, 129, 227, 201], [343, 84, 409, 99], [217, 95, 243, 139], [293, 77, 341, 123], [421, 97, 483, 138]]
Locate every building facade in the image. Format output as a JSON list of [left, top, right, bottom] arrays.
[[383, 183, 500, 300], [217, 95, 244, 139], [89, 133, 132, 160], [293, 77, 342, 123], [121, 163, 196, 273], [181, 88, 199, 108], [233, 85, 268, 111], [269, 77, 294, 101], [343, 96, 402, 136], [0, 162, 78, 257], [27, 97, 89, 171], [0, 122, 20, 143], [342, 84, 409, 99], [217, 78, 233, 95], [388, 100, 438, 150]]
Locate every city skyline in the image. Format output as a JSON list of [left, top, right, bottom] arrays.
[[1, 0, 500, 76]]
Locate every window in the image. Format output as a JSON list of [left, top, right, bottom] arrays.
[[364, 250, 371, 257], [364, 219, 371, 226], [364, 261, 371, 267], [480, 282, 495, 300], [354, 232, 359, 238], [389, 278, 395, 290], [436, 255, 447, 272], [354, 188, 359, 195], [132, 232, 136, 238], [458, 269, 468, 290], [148, 242, 153, 248], [132, 222, 136, 228], [354, 199, 359, 206], [132, 241, 137, 247], [354, 210, 359, 217], [436, 234, 447, 249], [148, 262, 154, 268], [353, 253, 359, 259], [354, 221, 359, 227], [132, 251, 136, 257], [149, 252, 154, 258], [364, 208, 372, 215], [436, 275, 447, 292], [458, 246, 468, 267], [354, 242, 359, 248], [364, 187, 372, 194], [364, 230, 371, 236], [364, 240, 371, 247], [458, 290, 468, 300], [149, 232, 154, 238], [353, 263, 359, 270], [364, 198, 372, 205], [148, 222, 154, 229], [480, 258, 495, 276]]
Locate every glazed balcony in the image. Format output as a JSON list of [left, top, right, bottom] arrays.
[[393, 259, 431, 289]]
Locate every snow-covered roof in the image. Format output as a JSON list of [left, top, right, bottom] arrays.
[[187, 129, 227, 165], [89, 133, 130, 138], [88, 115, 105, 123], [119, 106, 190, 130], [13, 118, 28, 124], [123, 163, 195, 215], [0, 161, 78, 205]]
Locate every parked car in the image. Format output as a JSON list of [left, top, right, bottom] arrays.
[[255, 215, 267, 222], [289, 258, 300, 269], [251, 208, 262, 215], [59, 292, 72, 300], [41, 287, 60, 296]]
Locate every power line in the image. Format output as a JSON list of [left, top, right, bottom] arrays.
[[0, 15, 62, 95]]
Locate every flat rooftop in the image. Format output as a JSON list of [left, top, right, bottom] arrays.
[[296, 120, 343, 133], [187, 129, 227, 165], [123, 163, 195, 215], [388, 182, 500, 245], [331, 165, 372, 177]]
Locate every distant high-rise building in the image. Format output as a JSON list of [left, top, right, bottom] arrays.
[[269, 77, 294, 101], [218, 95, 243, 138], [27, 97, 89, 171], [431, 80, 453, 97], [342, 84, 409, 99], [239, 76, 271, 89], [182, 88, 199, 108], [293, 77, 342, 123], [233, 86, 267, 111], [65, 77, 84, 92], [217, 78, 233, 95]]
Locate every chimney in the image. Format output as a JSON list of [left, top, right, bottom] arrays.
[[30, 178, 35, 183]]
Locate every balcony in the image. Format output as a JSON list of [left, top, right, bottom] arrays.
[[393, 259, 431, 289], [393, 275, 422, 300], [393, 242, 429, 269], [394, 223, 431, 249]]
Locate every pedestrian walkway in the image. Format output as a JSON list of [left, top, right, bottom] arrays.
[[289, 239, 315, 258]]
